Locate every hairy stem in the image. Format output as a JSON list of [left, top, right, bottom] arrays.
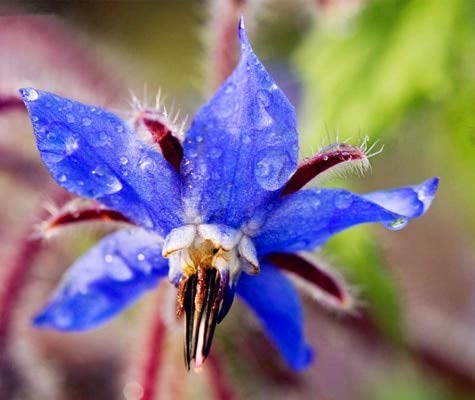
[[0, 187, 69, 355], [140, 292, 167, 400], [207, 0, 246, 92]]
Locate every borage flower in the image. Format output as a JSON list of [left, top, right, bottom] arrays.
[[20, 19, 438, 371]]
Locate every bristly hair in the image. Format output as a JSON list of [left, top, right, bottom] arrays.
[[309, 134, 384, 186]]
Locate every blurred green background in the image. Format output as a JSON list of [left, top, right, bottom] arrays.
[[1, 1, 475, 399]]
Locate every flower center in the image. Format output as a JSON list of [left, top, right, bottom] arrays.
[[162, 224, 259, 369]]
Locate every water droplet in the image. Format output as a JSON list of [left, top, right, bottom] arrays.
[[120, 156, 129, 165], [105, 254, 113, 263], [256, 89, 272, 107], [197, 163, 208, 179], [21, 88, 39, 101], [138, 155, 156, 170], [66, 114, 75, 123], [106, 260, 133, 281], [82, 117, 92, 127], [46, 132, 57, 141], [342, 152, 352, 161], [32, 116, 39, 122], [64, 136, 79, 155], [209, 147, 222, 159], [386, 217, 408, 231], [116, 125, 124, 133], [188, 148, 198, 158], [196, 136, 203, 143], [58, 174, 67, 183], [335, 193, 353, 210], [91, 165, 123, 195], [242, 135, 251, 144], [90, 131, 110, 147], [54, 309, 73, 328], [323, 155, 329, 161], [254, 149, 294, 190], [256, 111, 273, 129], [224, 83, 236, 94], [137, 253, 145, 261]]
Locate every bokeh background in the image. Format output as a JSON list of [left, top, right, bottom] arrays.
[[1, 1, 475, 399]]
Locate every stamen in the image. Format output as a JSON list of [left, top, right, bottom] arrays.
[[136, 109, 184, 172], [177, 267, 231, 370], [281, 142, 370, 195]]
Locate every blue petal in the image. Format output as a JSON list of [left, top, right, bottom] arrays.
[[254, 178, 439, 254], [33, 228, 168, 331], [362, 177, 439, 217], [181, 19, 299, 227], [236, 262, 314, 371], [20, 88, 182, 236]]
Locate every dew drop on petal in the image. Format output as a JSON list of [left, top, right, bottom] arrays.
[[107, 261, 133, 281], [20, 88, 39, 101], [82, 117, 92, 127], [54, 308, 73, 329], [224, 83, 236, 94], [256, 89, 272, 107], [209, 147, 222, 159], [91, 131, 111, 147], [188, 148, 198, 158], [385, 217, 408, 231], [254, 149, 294, 190], [58, 174, 67, 183], [334, 193, 353, 210], [91, 165, 123, 195], [242, 135, 251, 144], [120, 156, 129, 165]]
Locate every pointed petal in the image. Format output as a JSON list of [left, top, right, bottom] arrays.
[[255, 178, 439, 254], [362, 177, 439, 217], [236, 262, 314, 371], [181, 20, 298, 226], [33, 228, 168, 331], [20, 88, 182, 236]]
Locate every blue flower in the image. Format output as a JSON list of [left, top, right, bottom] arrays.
[[20, 19, 438, 371]]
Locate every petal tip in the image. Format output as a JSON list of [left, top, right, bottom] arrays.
[[32, 303, 75, 331], [290, 345, 315, 371], [32, 310, 51, 328], [19, 87, 40, 103], [238, 16, 251, 53], [417, 176, 440, 213]]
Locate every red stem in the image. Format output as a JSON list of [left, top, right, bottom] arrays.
[[142, 117, 183, 172], [267, 252, 345, 303], [0, 96, 25, 113], [281, 143, 367, 195], [140, 299, 167, 400], [0, 188, 69, 355]]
